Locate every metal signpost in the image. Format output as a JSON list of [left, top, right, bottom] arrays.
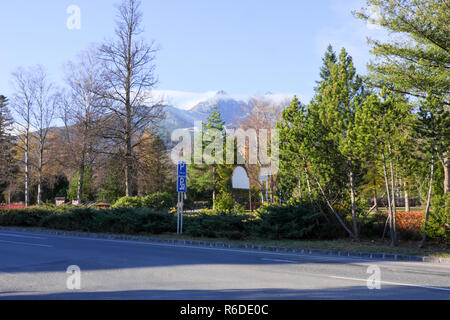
[[177, 161, 187, 234], [259, 174, 269, 203]]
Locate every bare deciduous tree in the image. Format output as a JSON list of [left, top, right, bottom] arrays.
[[62, 47, 105, 204], [239, 95, 286, 200], [10, 67, 35, 206], [96, 0, 165, 196], [30, 66, 56, 205]]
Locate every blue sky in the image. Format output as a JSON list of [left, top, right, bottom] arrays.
[[0, 0, 386, 104]]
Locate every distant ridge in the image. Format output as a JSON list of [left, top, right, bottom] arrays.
[[157, 90, 296, 134]]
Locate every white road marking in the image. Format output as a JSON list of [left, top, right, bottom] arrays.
[[0, 239, 52, 247], [2, 230, 449, 271], [261, 258, 297, 263], [0, 229, 448, 294], [27, 234, 370, 263], [329, 275, 450, 292]]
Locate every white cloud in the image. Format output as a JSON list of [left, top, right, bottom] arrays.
[[152, 90, 303, 110], [152, 90, 218, 110], [315, 0, 389, 74]]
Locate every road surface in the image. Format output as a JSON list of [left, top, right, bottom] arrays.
[[0, 229, 449, 299]]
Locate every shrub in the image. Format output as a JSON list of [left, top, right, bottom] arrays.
[[184, 213, 251, 240], [426, 195, 450, 242], [254, 202, 345, 240], [0, 208, 51, 227], [40, 207, 101, 232], [359, 212, 386, 238], [141, 210, 176, 234], [39, 207, 176, 235], [197, 208, 215, 215], [395, 210, 424, 240], [111, 196, 142, 209], [232, 204, 246, 215], [214, 192, 233, 213], [142, 192, 175, 211]]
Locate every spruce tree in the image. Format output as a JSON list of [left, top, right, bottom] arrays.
[[0, 95, 15, 197], [188, 106, 226, 209]]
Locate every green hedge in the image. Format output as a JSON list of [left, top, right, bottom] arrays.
[[253, 202, 346, 240], [184, 212, 252, 240], [0, 202, 345, 240], [142, 192, 175, 211], [0, 206, 176, 235], [110, 196, 143, 209], [111, 192, 175, 211], [3, 200, 443, 241]]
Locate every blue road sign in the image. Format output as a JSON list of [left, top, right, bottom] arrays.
[[177, 176, 187, 192], [177, 161, 187, 177]]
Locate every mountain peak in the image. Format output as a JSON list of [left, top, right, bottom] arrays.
[[216, 90, 228, 96]]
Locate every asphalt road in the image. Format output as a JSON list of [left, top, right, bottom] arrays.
[[0, 229, 449, 300]]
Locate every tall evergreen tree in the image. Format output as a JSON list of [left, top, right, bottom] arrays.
[[353, 89, 413, 246], [317, 44, 338, 84], [137, 132, 173, 195], [277, 96, 311, 200], [0, 95, 16, 198], [355, 0, 450, 194], [188, 106, 226, 209], [312, 48, 367, 240]]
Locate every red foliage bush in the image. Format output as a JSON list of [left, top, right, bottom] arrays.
[[395, 210, 425, 239], [0, 203, 25, 210]]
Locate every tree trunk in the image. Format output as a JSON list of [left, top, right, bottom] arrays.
[[125, 39, 133, 197], [77, 158, 85, 204], [382, 152, 396, 246], [298, 172, 302, 200], [125, 112, 132, 197], [349, 168, 359, 240], [304, 168, 312, 197], [373, 177, 378, 211], [404, 181, 410, 212], [313, 174, 357, 240], [24, 132, 29, 207], [420, 156, 434, 248], [442, 154, 449, 194], [388, 146, 398, 246], [212, 165, 216, 210], [37, 145, 43, 205]]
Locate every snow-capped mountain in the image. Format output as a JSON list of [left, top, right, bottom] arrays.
[[157, 90, 296, 133], [189, 90, 251, 125]]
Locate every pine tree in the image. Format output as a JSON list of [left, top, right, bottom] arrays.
[[353, 89, 413, 246], [0, 95, 13, 150], [188, 106, 226, 209], [67, 166, 95, 202], [317, 44, 337, 84], [355, 0, 450, 194], [0, 95, 16, 198], [313, 48, 367, 240], [278, 48, 372, 240], [137, 132, 173, 195], [277, 96, 310, 200]]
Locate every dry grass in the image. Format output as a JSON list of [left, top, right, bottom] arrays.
[[143, 233, 450, 258]]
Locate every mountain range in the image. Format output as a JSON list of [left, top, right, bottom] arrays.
[[158, 90, 295, 133]]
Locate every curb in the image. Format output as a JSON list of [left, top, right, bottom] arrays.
[[1, 226, 449, 264]]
